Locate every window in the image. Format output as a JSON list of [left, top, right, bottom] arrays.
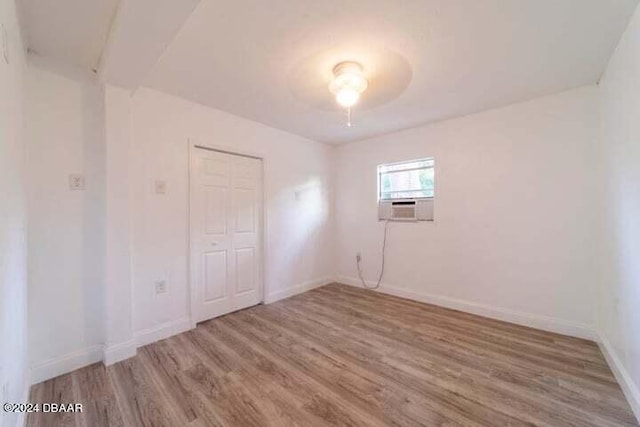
[[378, 158, 434, 201]]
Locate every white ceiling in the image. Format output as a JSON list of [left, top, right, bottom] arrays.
[[18, 0, 639, 144], [98, 0, 200, 89], [144, 0, 637, 144], [19, 0, 120, 71], [18, 0, 200, 88]]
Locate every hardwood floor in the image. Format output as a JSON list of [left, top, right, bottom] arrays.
[[27, 283, 638, 427]]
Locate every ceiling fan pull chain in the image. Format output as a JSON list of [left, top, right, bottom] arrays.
[[347, 107, 352, 127]]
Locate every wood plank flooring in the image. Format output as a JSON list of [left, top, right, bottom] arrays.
[[27, 283, 638, 426]]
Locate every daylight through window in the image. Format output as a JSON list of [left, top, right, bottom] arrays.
[[378, 158, 434, 200]]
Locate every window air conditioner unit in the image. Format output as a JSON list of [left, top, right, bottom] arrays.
[[378, 199, 433, 221]]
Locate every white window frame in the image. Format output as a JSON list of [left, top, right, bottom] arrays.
[[377, 157, 435, 202]]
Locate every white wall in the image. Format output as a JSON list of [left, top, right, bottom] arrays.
[[335, 86, 600, 338], [22, 70, 335, 382], [26, 66, 106, 383], [0, 0, 28, 425], [129, 88, 335, 340], [17, 16, 639, 423], [103, 84, 135, 364], [598, 3, 640, 418]]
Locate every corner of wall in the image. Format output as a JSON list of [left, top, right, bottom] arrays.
[[337, 277, 598, 341], [594, 2, 640, 423], [0, 0, 29, 425], [597, 332, 640, 422], [264, 277, 334, 304]]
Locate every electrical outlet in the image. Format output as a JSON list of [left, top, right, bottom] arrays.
[[154, 180, 167, 194], [356, 252, 362, 262], [69, 174, 85, 190], [155, 280, 167, 294]]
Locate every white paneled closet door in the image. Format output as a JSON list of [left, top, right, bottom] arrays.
[[190, 146, 263, 323]]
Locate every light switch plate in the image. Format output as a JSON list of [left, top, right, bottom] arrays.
[[69, 174, 85, 191]]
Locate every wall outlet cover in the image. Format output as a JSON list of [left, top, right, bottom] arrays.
[[69, 174, 85, 191], [155, 280, 167, 294]]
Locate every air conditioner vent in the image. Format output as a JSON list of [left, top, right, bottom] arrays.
[[378, 199, 433, 221], [392, 201, 416, 220]]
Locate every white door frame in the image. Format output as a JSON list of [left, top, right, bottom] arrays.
[[188, 140, 266, 328]]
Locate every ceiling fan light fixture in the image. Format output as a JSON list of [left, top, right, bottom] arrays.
[[328, 62, 368, 123], [335, 86, 360, 108]]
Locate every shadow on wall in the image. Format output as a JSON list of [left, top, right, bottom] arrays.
[[268, 177, 330, 293]]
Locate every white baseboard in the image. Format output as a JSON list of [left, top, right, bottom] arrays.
[[30, 344, 103, 385], [264, 277, 334, 304], [103, 340, 137, 366], [337, 276, 596, 340], [134, 317, 192, 348], [597, 332, 640, 423], [29, 318, 193, 385], [338, 277, 638, 422]]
